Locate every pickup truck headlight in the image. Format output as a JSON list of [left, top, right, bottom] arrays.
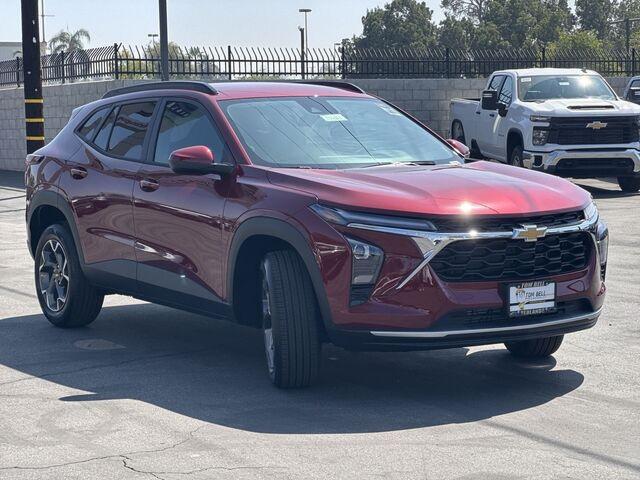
[[532, 127, 550, 145], [530, 115, 552, 122]]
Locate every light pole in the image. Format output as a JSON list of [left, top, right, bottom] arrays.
[[299, 8, 311, 52], [158, 0, 169, 81], [148, 33, 159, 43]]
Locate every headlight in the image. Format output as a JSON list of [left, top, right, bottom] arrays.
[[584, 201, 598, 222], [309, 204, 436, 231], [346, 237, 384, 285], [530, 115, 552, 122], [532, 127, 549, 145], [596, 220, 609, 280]]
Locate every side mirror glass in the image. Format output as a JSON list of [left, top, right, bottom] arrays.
[[481, 90, 499, 110], [446, 138, 470, 158], [169, 146, 234, 176]]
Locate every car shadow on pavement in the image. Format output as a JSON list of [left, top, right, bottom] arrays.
[[575, 181, 639, 199], [0, 303, 583, 434]]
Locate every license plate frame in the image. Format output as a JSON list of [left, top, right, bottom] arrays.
[[506, 280, 556, 318]]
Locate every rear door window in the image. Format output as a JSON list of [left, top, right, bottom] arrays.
[[78, 107, 109, 142], [108, 102, 157, 160]]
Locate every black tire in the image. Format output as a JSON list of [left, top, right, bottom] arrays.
[[505, 335, 564, 358], [260, 250, 320, 388], [451, 121, 466, 144], [617, 176, 640, 193], [508, 144, 524, 167], [35, 224, 103, 328]]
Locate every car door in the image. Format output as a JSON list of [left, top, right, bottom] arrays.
[[486, 75, 514, 160], [133, 97, 234, 316], [476, 74, 505, 155], [60, 100, 157, 291]]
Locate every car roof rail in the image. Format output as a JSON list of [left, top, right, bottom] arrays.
[[102, 81, 218, 99], [296, 80, 366, 94]]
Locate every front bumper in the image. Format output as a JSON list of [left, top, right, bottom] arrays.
[[523, 148, 640, 178]]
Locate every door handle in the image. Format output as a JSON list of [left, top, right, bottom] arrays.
[[489, 113, 495, 118], [70, 167, 87, 179], [475, 111, 481, 115], [139, 178, 159, 192]]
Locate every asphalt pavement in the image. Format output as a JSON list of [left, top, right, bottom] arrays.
[[0, 170, 638, 479]]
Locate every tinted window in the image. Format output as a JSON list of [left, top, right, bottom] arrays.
[[108, 102, 156, 160], [154, 101, 228, 165], [220, 97, 459, 169], [78, 107, 109, 141], [499, 77, 513, 105], [94, 107, 117, 151], [488, 75, 505, 91]]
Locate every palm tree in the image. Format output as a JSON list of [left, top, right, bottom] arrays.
[[48, 28, 91, 53]]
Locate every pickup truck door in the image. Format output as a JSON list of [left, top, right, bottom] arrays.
[[487, 76, 514, 161], [476, 75, 505, 156]]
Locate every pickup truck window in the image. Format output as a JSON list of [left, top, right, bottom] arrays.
[[499, 77, 513, 105], [518, 75, 615, 102], [220, 97, 459, 169], [488, 75, 506, 91]]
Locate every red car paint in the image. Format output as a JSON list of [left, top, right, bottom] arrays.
[[26, 82, 605, 349]]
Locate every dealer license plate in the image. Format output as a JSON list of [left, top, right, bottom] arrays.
[[508, 281, 556, 317]]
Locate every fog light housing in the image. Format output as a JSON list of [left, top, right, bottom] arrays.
[[532, 127, 549, 146], [346, 237, 383, 305]]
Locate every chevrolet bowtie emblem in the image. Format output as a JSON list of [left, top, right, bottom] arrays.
[[512, 224, 548, 242], [586, 121, 608, 130]]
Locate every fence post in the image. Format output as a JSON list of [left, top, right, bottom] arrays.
[[445, 47, 450, 78], [16, 56, 21, 86], [227, 45, 232, 80], [113, 43, 120, 79], [541, 46, 546, 68], [341, 47, 346, 80], [60, 50, 65, 83]]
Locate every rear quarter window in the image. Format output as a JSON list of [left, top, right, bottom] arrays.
[[77, 107, 109, 142]]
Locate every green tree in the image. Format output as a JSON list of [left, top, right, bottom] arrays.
[[353, 0, 437, 49], [575, 0, 615, 40], [547, 30, 605, 53], [441, 0, 490, 24], [48, 28, 91, 53]]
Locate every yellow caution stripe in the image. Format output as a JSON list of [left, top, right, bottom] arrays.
[[26, 136, 46, 141], [26, 118, 45, 123], [25, 98, 44, 104]]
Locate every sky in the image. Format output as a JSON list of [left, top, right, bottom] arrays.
[[2, 0, 445, 49]]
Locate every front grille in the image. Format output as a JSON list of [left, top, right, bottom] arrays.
[[548, 116, 639, 145], [431, 210, 584, 232], [430, 232, 591, 282]]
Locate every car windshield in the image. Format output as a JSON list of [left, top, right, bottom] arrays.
[[219, 96, 459, 169], [518, 75, 616, 102]]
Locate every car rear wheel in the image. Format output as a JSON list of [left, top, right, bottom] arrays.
[[508, 144, 525, 167], [505, 335, 564, 358], [260, 250, 320, 388], [617, 176, 640, 193], [35, 224, 104, 328]]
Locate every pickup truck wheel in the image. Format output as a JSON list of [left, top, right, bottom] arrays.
[[35, 224, 104, 328], [451, 121, 466, 144], [508, 145, 524, 167], [260, 250, 320, 388], [505, 335, 564, 358], [617, 176, 640, 193]]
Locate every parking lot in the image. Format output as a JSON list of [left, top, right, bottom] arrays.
[[0, 170, 638, 479]]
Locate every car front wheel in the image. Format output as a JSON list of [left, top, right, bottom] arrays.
[[35, 224, 103, 328], [505, 335, 564, 358], [260, 250, 320, 388]]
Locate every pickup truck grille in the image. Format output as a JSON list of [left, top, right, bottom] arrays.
[[430, 232, 591, 282], [548, 116, 639, 145], [431, 210, 584, 232]]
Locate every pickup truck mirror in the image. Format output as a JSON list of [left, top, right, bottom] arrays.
[[169, 146, 235, 177], [481, 90, 499, 110], [497, 102, 508, 117], [626, 87, 640, 104]]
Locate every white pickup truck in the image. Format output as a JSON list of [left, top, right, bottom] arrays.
[[450, 68, 640, 192]]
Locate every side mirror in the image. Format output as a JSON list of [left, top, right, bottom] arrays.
[[446, 138, 470, 158], [169, 146, 234, 176], [497, 102, 508, 117], [626, 87, 640, 104], [481, 90, 499, 110]]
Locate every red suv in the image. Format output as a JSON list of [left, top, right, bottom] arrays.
[[26, 81, 608, 388]]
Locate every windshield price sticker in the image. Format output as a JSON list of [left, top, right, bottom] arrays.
[[508, 281, 556, 317], [320, 114, 348, 122], [521, 77, 532, 83]]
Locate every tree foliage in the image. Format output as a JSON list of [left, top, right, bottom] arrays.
[[48, 29, 91, 53]]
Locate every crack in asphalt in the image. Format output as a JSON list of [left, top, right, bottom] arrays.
[[0, 348, 210, 389]]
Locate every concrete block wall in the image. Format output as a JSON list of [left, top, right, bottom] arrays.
[[0, 76, 632, 171]]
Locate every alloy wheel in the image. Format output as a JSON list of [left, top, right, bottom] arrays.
[[38, 239, 69, 312], [261, 265, 275, 378]]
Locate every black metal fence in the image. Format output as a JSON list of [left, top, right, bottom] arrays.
[[1, 44, 638, 87]]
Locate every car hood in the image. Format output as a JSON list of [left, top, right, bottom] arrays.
[[526, 97, 640, 115], [267, 161, 591, 217]]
